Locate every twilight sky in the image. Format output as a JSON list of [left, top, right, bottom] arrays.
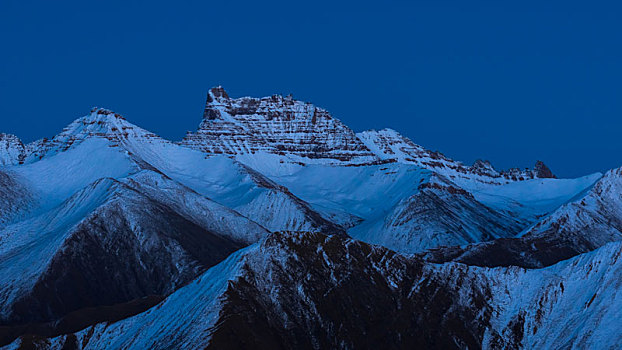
[[1, 0, 620, 177]]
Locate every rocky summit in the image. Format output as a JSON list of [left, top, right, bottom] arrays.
[[0, 88, 619, 350], [181, 87, 380, 166]]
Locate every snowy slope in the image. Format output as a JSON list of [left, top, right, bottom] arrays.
[[269, 162, 429, 225], [348, 174, 524, 253], [121, 171, 268, 244], [10, 137, 136, 209], [270, 161, 526, 253], [268, 161, 593, 254], [483, 241, 622, 349], [524, 166, 622, 243], [133, 151, 343, 234], [453, 172, 601, 224], [0, 172, 248, 326], [421, 168, 621, 268]]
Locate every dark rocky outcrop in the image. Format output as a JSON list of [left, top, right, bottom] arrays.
[[207, 232, 502, 350], [534, 160, 555, 179]]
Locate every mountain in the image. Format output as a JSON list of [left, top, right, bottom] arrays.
[[0, 108, 339, 338], [348, 173, 525, 253], [0, 138, 275, 326], [20, 108, 340, 234], [0, 175, 246, 326], [266, 151, 595, 255], [423, 166, 622, 268], [181, 87, 380, 174], [10, 231, 621, 349], [1, 88, 621, 349]]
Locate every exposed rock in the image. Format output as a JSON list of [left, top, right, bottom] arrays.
[[470, 159, 499, 177], [0, 134, 25, 165], [534, 160, 555, 178], [182, 87, 380, 165], [500, 161, 556, 181]]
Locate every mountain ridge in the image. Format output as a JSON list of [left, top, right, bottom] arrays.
[[1, 87, 620, 349], [4, 88, 559, 183]]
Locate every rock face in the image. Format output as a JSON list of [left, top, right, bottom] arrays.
[[533, 160, 555, 178], [500, 161, 556, 181], [181, 87, 380, 165], [470, 159, 499, 177], [0, 134, 25, 165]]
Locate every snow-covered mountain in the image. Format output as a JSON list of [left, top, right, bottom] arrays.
[[181, 87, 380, 173], [422, 166, 622, 268], [348, 173, 525, 253], [0, 141, 275, 326], [0, 108, 339, 332], [1, 88, 620, 349]]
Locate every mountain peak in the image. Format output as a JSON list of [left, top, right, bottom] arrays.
[[88, 107, 126, 121], [206, 86, 230, 104], [534, 160, 556, 179], [184, 89, 379, 165], [15, 108, 161, 163], [0, 133, 22, 142]]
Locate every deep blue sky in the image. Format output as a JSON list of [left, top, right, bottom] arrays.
[[1, 1, 620, 177]]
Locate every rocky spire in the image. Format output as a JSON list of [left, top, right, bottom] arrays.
[[534, 160, 556, 179], [470, 159, 499, 177], [183, 87, 380, 165], [206, 86, 229, 103]]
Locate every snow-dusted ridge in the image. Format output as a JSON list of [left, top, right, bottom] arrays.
[[358, 128, 558, 184], [419, 167, 622, 268]]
